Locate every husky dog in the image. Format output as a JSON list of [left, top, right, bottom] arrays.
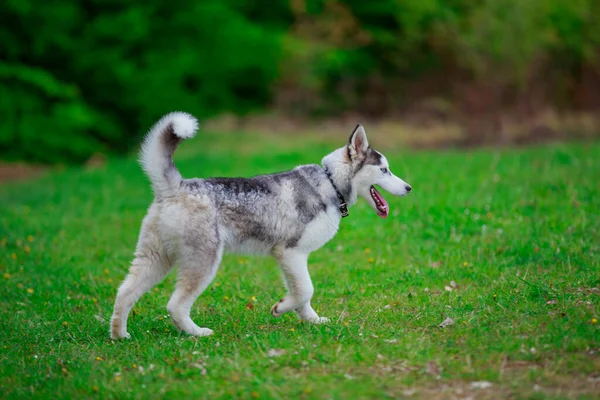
[[110, 112, 411, 339]]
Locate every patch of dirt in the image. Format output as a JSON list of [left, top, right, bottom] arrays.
[[388, 376, 600, 400], [0, 162, 47, 183], [203, 109, 600, 149]]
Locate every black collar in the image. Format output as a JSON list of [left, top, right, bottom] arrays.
[[324, 167, 349, 218]]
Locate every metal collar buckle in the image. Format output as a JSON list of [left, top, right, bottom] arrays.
[[340, 202, 349, 218]]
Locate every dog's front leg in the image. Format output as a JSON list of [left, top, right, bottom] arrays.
[[270, 249, 329, 324], [294, 302, 329, 324]]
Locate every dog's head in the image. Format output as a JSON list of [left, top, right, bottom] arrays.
[[323, 124, 411, 218]]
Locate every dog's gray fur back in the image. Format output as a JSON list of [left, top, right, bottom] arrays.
[[182, 166, 335, 252]]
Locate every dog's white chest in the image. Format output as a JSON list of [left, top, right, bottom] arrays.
[[295, 207, 340, 253]]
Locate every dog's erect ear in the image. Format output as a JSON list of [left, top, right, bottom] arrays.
[[347, 124, 369, 161]]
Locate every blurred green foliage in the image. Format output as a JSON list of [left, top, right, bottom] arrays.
[[2, 0, 599, 163], [1, 0, 285, 163]]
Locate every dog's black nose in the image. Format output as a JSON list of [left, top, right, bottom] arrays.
[[405, 185, 412, 192]]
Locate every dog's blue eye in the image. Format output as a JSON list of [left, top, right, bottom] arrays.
[[380, 168, 388, 174]]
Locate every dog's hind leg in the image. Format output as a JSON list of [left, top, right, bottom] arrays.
[[270, 249, 329, 324], [166, 239, 222, 337], [110, 219, 172, 339]]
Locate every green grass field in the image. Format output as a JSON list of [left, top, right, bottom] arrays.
[[1, 131, 599, 399]]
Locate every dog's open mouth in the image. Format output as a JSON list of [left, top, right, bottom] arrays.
[[370, 186, 388, 218]]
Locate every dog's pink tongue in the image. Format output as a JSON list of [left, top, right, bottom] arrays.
[[371, 186, 389, 218]]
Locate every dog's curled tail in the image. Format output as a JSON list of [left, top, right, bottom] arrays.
[[139, 112, 198, 197]]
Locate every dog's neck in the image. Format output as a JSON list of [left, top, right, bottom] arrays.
[[321, 148, 357, 209], [323, 167, 349, 217]]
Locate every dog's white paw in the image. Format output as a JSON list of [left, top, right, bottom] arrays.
[[271, 300, 284, 317], [111, 331, 131, 340], [189, 327, 214, 337], [310, 316, 330, 325]]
